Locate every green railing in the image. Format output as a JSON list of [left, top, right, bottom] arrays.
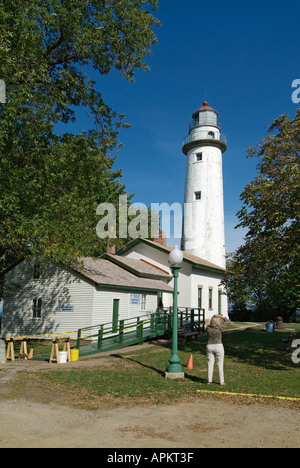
[[76, 308, 205, 357]]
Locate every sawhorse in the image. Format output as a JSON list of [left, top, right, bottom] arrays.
[[5, 338, 15, 362], [5, 337, 30, 361], [49, 337, 71, 364], [19, 338, 28, 360]]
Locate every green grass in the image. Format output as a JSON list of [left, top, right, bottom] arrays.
[[29, 326, 300, 408]]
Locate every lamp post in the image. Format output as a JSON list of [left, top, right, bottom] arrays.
[[165, 246, 185, 379]]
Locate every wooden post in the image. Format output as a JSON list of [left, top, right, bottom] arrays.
[[155, 314, 158, 334], [76, 329, 82, 350], [119, 320, 124, 344], [136, 319, 143, 344], [49, 339, 60, 364], [5, 338, 15, 362], [180, 311, 183, 327], [19, 339, 28, 360], [150, 314, 155, 336], [62, 338, 71, 362], [98, 326, 104, 350]]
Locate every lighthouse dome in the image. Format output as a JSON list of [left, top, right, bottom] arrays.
[[183, 101, 227, 155], [198, 101, 213, 111], [192, 101, 219, 128]]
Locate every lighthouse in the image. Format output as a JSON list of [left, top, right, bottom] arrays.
[[181, 101, 227, 269]]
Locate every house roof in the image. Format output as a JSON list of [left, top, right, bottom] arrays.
[[101, 254, 172, 280], [3, 255, 173, 293], [71, 257, 173, 293], [116, 238, 225, 274]]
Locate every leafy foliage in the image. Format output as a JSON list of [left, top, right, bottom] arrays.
[[0, 0, 161, 293], [225, 111, 300, 321]]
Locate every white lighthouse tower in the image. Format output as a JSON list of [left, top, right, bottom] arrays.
[[181, 101, 227, 269]]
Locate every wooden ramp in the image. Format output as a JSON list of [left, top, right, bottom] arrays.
[[34, 308, 205, 361], [76, 308, 205, 358]]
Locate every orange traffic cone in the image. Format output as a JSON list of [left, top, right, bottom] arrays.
[[28, 348, 33, 360], [187, 354, 193, 370]]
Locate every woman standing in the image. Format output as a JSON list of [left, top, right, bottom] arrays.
[[206, 315, 230, 385]]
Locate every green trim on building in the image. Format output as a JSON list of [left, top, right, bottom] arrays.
[[101, 253, 171, 281], [116, 238, 225, 275]]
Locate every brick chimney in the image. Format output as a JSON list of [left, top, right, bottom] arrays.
[[153, 230, 167, 246], [106, 243, 116, 255]]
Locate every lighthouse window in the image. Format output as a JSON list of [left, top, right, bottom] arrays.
[[195, 191, 201, 200], [196, 152, 203, 162], [208, 131, 215, 139]]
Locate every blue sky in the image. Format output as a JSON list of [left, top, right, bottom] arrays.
[[68, 0, 300, 254]]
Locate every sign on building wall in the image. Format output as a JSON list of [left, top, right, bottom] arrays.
[[60, 306, 74, 312], [130, 294, 141, 305]]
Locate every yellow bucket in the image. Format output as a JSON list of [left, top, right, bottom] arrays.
[[70, 349, 79, 362]]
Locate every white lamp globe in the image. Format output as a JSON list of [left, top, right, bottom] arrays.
[[169, 246, 183, 266]]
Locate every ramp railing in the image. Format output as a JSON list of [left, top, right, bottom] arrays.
[[76, 308, 205, 356]]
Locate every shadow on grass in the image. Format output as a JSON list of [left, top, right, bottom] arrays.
[[111, 353, 207, 384], [111, 353, 165, 377], [184, 373, 207, 384], [180, 329, 296, 371]]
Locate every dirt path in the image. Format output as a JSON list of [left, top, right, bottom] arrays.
[[0, 397, 299, 448], [0, 339, 299, 448]]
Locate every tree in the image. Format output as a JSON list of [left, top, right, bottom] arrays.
[[0, 0, 161, 291], [225, 111, 300, 321]]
